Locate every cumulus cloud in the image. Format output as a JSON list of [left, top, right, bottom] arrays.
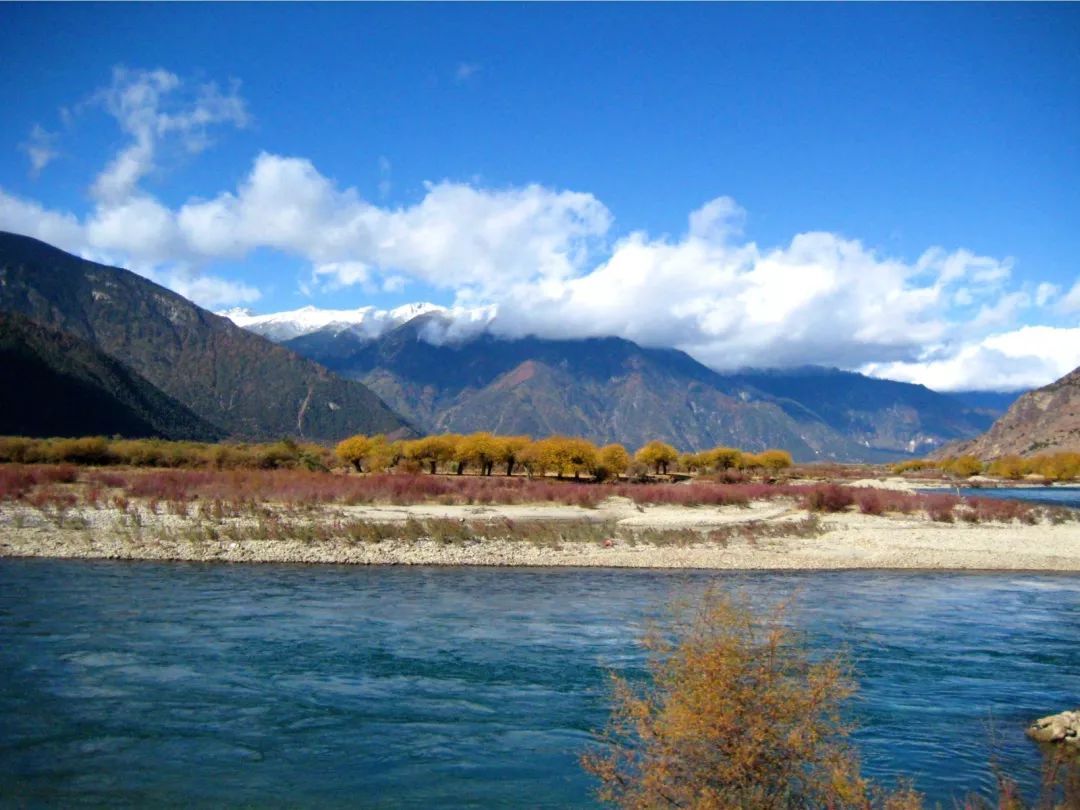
[[165, 272, 261, 309], [1, 66, 1073, 388], [173, 152, 612, 292], [0, 189, 84, 251], [862, 326, 1080, 392], [487, 204, 1020, 374]]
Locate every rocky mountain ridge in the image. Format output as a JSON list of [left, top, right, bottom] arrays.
[[275, 314, 1002, 461], [0, 231, 412, 442], [944, 365, 1080, 458]]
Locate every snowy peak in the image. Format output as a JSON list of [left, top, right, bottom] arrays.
[[216, 302, 447, 341]]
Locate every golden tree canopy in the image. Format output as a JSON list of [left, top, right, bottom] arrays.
[[582, 591, 923, 809], [635, 440, 678, 474]]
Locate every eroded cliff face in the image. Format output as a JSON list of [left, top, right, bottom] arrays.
[[947, 367, 1080, 458]]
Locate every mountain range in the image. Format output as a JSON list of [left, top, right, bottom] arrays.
[[0, 230, 1028, 460], [261, 312, 1012, 462], [0, 231, 412, 442]]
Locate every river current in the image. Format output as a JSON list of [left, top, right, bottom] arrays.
[[1, 560, 1078, 808]]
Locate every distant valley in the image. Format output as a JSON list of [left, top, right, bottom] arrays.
[[0, 231, 1028, 460], [235, 308, 1017, 462]]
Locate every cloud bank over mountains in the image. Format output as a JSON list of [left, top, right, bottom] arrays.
[[3, 67, 1077, 392]]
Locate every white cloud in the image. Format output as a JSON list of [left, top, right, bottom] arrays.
[[488, 210, 1011, 372], [0, 189, 85, 252], [88, 67, 249, 203], [312, 261, 372, 292], [21, 125, 59, 175], [166, 272, 261, 309], [1061, 279, 1080, 314], [0, 68, 1073, 387], [0, 68, 257, 308], [1035, 282, 1060, 308], [175, 152, 612, 293], [862, 326, 1080, 391]]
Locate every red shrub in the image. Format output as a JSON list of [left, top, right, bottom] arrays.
[[801, 484, 855, 513], [969, 497, 1035, 524], [924, 494, 958, 522], [0, 466, 35, 500], [854, 489, 884, 515]]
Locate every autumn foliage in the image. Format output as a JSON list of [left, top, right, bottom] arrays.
[[583, 592, 1079, 809], [582, 591, 923, 809], [329, 432, 794, 480], [893, 452, 1080, 483]]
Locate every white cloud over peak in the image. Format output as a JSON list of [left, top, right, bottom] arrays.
[[2, 66, 1076, 390], [174, 153, 612, 294], [167, 272, 261, 309], [862, 326, 1080, 392]]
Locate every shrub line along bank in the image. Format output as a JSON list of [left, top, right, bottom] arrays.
[[898, 453, 1080, 482], [0, 433, 793, 479], [0, 466, 1073, 526]]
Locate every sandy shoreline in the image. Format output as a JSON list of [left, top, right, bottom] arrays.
[[2, 496, 1078, 571]]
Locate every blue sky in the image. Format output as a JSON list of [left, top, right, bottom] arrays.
[[1, 3, 1078, 390]]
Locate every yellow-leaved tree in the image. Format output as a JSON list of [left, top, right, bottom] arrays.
[[706, 446, 744, 471], [406, 434, 460, 474], [494, 435, 532, 477], [335, 434, 373, 472], [456, 432, 502, 476], [596, 444, 631, 481], [582, 591, 924, 810], [635, 440, 679, 476]]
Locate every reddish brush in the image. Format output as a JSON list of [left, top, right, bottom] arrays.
[[801, 484, 856, 513], [923, 494, 958, 523], [854, 489, 884, 515], [969, 497, 1036, 524]]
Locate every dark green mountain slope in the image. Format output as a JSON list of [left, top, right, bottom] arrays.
[[0, 232, 411, 442], [284, 316, 974, 461], [0, 312, 221, 440]]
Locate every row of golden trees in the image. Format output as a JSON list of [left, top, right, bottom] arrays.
[[895, 452, 1080, 482], [334, 432, 793, 480]]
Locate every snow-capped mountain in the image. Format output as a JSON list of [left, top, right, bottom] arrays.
[[217, 302, 446, 341]]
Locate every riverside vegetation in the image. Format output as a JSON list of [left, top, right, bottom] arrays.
[[583, 591, 1080, 810], [0, 432, 1077, 564]]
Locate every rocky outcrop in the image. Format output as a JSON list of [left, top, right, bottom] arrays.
[[948, 366, 1080, 458], [1027, 709, 1080, 746]]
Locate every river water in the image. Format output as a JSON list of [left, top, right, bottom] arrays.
[[1, 561, 1078, 807], [947, 486, 1080, 509]]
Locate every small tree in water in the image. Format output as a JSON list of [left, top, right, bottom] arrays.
[[582, 590, 923, 810]]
